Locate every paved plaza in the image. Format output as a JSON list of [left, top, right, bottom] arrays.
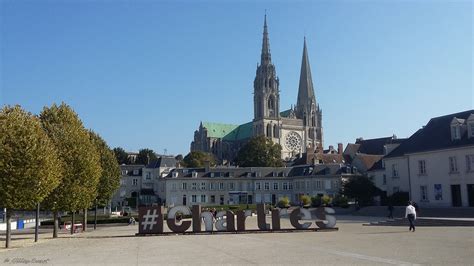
[[1, 216, 473, 265]]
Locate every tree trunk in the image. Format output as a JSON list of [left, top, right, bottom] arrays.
[[82, 208, 87, 232], [5, 208, 11, 248], [94, 200, 98, 230], [53, 211, 58, 238], [35, 203, 40, 242], [70, 211, 75, 235]]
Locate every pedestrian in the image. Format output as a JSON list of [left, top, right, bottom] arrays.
[[387, 202, 394, 219], [405, 201, 417, 232], [413, 202, 420, 215]]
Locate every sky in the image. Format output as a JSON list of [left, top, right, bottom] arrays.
[[1, 0, 472, 156]]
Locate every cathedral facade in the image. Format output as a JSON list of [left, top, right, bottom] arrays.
[[191, 16, 323, 163]]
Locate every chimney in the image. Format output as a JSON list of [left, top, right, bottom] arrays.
[[329, 145, 334, 152], [338, 143, 343, 154]]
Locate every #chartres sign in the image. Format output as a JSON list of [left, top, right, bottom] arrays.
[[137, 204, 337, 235]]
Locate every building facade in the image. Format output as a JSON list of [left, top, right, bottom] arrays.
[[191, 16, 323, 162], [373, 110, 474, 207]]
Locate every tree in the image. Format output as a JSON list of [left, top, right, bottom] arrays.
[[182, 151, 216, 168], [235, 135, 283, 167], [40, 103, 102, 237], [90, 132, 121, 205], [300, 195, 312, 207], [0, 106, 62, 247], [135, 148, 158, 165], [277, 196, 290, 208], [113, 147, 129, 165], [341, 175, 380, 206]]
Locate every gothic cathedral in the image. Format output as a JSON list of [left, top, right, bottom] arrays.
[[191, 15, 323, 162]]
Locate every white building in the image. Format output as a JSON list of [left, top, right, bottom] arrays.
[[380, 110, 474, 207]]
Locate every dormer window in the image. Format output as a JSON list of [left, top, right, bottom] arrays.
[[192, 171, 198, 178], [172, 171, 179, 178], [451, 125, 461, 140], [450, 117, 465, 141], [467, 114, 474, 138]]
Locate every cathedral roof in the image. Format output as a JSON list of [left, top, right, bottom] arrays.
[[202, 121, 252, 141]]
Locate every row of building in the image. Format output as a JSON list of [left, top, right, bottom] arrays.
[[111, 109, 474, 209]]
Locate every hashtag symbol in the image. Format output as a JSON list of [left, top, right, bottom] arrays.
[[142, 209, 158, 231]]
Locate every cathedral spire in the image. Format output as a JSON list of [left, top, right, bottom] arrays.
[[261, 14, 271, 65], [296, 37, 316, 112]]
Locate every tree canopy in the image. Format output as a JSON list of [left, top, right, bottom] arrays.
[[182, 151, 216, 168], [40, 103, 102, 212], [341, 175, 380, 206], [235, 135, 283, 167], [113, 147, 129, 165], [0, 105, 62, 209], [90, 131, 121, 205], [135, 148, 158, 165]]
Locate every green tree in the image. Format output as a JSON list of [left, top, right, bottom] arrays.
[[182, 151, 216, 168], [113, 147, 129, 165], [90, 132, 121, 205], [135, 148, 158, 165], [341, 175, 380, 206], [235, 135, 283, 167], [0, 106, 62, 248], [40, 103, 102, 237], [277, 196, 290, 208]]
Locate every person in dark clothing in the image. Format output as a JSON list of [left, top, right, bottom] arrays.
[[413, 202, 419, 215], [387, 203, 394, 219]]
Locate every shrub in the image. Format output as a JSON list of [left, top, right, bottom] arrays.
[[311, 196, 321, 207], [277, 196, 290, 208], [322, 195, 332, 206], [300, 195, 311, 207], [333, 195, 349, 208]]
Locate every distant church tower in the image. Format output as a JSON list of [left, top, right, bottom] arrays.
[[253, 15, 281, 140], [295, 37, 323, 150]]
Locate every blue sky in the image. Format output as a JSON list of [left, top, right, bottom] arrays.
[[1, 0, 472, 156]]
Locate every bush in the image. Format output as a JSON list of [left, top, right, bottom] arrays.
[[311, 196, 321, 207], [300, 195, 311, 207], [277, 196, 290, 208], [321, 195, 332, 206], [333, 195, 349, 208], [389, 192, 409, 206]]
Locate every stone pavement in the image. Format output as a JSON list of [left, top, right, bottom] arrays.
[[0, 216, 473, 265]]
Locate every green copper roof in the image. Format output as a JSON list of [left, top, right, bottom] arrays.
[[280, 109, 291, 117], [202, 121, 252, 141]]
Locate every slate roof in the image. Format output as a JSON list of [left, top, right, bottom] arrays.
[[355, 137, 405, 155], [280, 109, 291, 118], [368, 159, 384, 171], [146, 156, 177, 168], [385, 110, 474, 158]]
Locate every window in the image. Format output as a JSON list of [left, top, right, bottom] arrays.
[[171, 183, 177, 190], [289, 182, 293, 190], [451, 126, 461, 140], [256, 182, 261, 190], [210, 195, 216, 203], [283, 182, 288, 190], [192, 195, 197, 203], [316, 180, 322, 189], [470, 123, 474, 137], [219, 182, 224, 190], [392, 164, 399, 177], [229, 182, 235, 190], [383, 174, 387, 185], [210, 183, 215, 190], [434, 184, 443, 200], [466, 155, 474, 172], [449, 156, 458, 173], [210, 172, 215, 178], [132, 178, 138, 186], [418, 160, 426, 175], [200, 195, 206, 203], [201, 182, 206, 190], [122, 170, 128, 175], [264, 182, 270, 190], [182, 182, 187, 190], [273, 182, 278, 190], [192, 182, 197, 190], [192, 171, 198, 178], [146, 172, 151, 180], [420, 185, 428, 201], [120, 179, 126, 186], [133, 170, 139, 175]]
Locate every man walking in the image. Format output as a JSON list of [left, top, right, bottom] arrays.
[[405, 201, 417, 232]]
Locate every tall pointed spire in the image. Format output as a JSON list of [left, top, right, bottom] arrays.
[[261, 14, 271, 65], [296, 37, 316, 112]]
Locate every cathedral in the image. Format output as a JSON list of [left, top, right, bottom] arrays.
[[191, 15, 323, 163]]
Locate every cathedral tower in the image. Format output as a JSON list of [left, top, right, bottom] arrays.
[[253, 15, 281, 139], [295, 38, 323, 149]]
